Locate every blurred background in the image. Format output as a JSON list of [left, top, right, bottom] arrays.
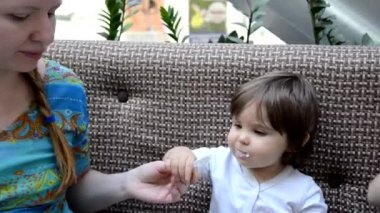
[[55, 0, 379, 45]]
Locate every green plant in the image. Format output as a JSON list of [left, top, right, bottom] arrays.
[[228, 0, 377, 45], [361, 33, 376, 45], [98, 0, 139, 41], [308, 0, 378, 45], [218, 31, 245, 43], [219, 0, 269, 43], [160, 6, 189, 43], [307, 0, 346, 45], [160, 0, 269, 44]]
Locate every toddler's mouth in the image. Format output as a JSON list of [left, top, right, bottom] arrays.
[[236, 149, 251, 159]]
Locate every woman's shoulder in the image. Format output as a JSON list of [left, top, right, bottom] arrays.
[[41, 59, 88, 116], [42, 59, 83, 86]]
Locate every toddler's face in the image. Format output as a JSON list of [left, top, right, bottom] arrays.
[[227, 102, 288, 174]]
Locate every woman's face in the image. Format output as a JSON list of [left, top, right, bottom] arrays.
[[0, 0, 61, 73]]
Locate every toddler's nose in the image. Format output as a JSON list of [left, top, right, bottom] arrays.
[[238, 133, 249, 145]]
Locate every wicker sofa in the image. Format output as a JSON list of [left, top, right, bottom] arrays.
[[45, 41, 380, 212]]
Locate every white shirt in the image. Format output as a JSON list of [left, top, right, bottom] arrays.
[[193, 146, 328, 213]]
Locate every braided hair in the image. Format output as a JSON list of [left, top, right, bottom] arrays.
[[22, 68, 76, 196]]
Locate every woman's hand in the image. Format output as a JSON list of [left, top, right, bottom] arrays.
[[125, 160, 188, 203]]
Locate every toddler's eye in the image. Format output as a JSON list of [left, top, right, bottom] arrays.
[[233, 123, 242, 129], [253, 130, 266, 136]]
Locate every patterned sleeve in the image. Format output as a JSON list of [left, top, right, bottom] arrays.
[[72, 88, 91, 177], [44, 60, 91, 177]]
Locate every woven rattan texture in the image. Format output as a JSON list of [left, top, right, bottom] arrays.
[[46, 41, 380, 212]]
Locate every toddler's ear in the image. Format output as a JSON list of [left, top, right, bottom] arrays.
[[36, 59, 46, 76], [302, 133, 310, 147]]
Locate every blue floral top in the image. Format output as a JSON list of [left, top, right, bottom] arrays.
[[0, 60, 90, 212]]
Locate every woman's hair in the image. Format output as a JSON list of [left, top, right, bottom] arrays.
[[22, 69, 76, 196], [231, 71, 319, 167]]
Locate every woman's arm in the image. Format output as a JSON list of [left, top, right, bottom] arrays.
[[66, 161, 187, 213], [368, 173, 380, 207]]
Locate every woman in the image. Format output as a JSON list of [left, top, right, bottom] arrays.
[[0, 0, 185, 212]]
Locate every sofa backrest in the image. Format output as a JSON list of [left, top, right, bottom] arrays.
[[46, 41, 380, 212]]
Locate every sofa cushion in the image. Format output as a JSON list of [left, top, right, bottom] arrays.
[[46, 41, 380, 212]]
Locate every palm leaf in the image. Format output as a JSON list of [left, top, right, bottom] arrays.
[[98, 0, 139, 40], [160, 6, 188, 43]]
